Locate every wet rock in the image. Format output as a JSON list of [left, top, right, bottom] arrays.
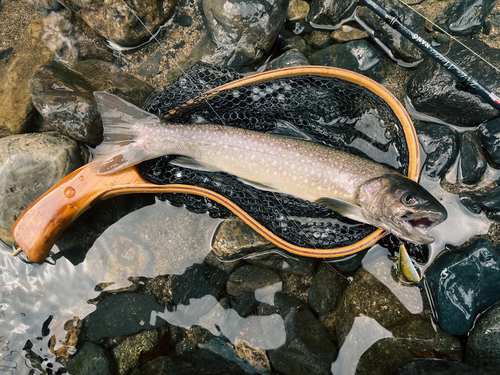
[[281, 273, 313, 304], [49, 316, 82, 358], [308, 263, 350, 316], [303, 29, 332, 49], [264, 297, 336, 375], [234, 339, 271, 374], [38, 10, 88, 64], [247, 254, 316, 276], [212, 217, 275, 258], [466, 301, 500, 366], [136, 51, 164, 78], [308, 39, 388, 82], [331, 25, 369, 43], [0, 132, 82, 244], [0, 21, 54, 136], [331, 250, 369, 273], [29, 61, 103, 147], [424, 239, 500, 335], [407, 38, 500, 126], [226, 264, 281, 297], [112, 329, 161, 375], [279, 33, 309, 54], [174, 14, 193, 27], [130, 349, 247, 375], [357, 0, 428, 63], [459, 191, 483, 214], [285, 19, 314, 35], [415, 123, 458, 179], [459, 131, 487, 185], [56, 0, 176, 47], [85, 236, 154, 292], [30, 59, 153, 147], [354, 336, 461, 375], [171, 263, 228, 305], [56, 194, 155, 266], [435, 0, 496, 36], [86, 293, 165, 342], [287, 0, 309, 21], [72, 60, 154, 106], [65, 342, 114, 375], [306, 0, 357, 26], [477, 116, 500, 165], [201, 0, 288, 68], [393, 358, 499, 375], [0, 47, 13, 59], [323, 257, 461, 375], [231, 292, 260, 318]]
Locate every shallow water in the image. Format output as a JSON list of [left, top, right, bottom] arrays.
[[0, 175, 492, 374]]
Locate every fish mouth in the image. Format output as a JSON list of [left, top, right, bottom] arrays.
[[398, 211, 447, 244]]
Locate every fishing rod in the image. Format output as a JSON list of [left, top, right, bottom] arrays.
[[359, 0, 500, 112]]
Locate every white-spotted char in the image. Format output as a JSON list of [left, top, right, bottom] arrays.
[[93, 91, 447, 244]]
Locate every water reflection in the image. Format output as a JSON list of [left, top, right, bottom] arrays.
[[331, 316, 393, 375], [151, 295, 286, 350], [85, 198, 224, 292]]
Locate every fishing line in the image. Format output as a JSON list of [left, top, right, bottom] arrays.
[[119, 0, 230, 128], [395, 0, 500, 75]]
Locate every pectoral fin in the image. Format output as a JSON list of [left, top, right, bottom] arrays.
[[315, 197, 366, 223]]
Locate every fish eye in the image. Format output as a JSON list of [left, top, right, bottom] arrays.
[[401, 193, 417, 206]]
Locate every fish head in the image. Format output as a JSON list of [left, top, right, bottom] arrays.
[[358, 174, 447, 244]]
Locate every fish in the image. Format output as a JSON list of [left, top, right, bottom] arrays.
[[93, 91, 447, 244]]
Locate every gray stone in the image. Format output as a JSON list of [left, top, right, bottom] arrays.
[[308, 263, 349, 316], [112, 329, 160, 375], [435, 0, 496, 36], [66, 342, 114, 375], [29, 61, 103, 147], [129, 349, 247, 375], [466, 301, 500, 367], [459, 131, 487, 185], [267, 304, 336, 375], [247, 254, 316, 276], [212, 216, 275, 258], [72, 60, 154, 107], [0, 132, 82, 244], [171, 263, 228, 305], [425, 239, 500, 336], [357, 0, 428, 63], [0, 17, 55, 136], [86, 293, 165, 342], [201, 0, 288, 68], [477, 116, 500, 165], [322, 259, 461, 365], [307, 0, 357, 26], [393, 358, 499, 375], [407, 38, 500, 126], [308, 39, 389, 82], [265, 49, 310, 71], [416, 123, 459, 179], [56, 0, 176, 46], [226, 265, 282, 297], [331, 25, 369, 43]]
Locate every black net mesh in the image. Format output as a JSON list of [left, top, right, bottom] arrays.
[[139, 63, 410, 249]]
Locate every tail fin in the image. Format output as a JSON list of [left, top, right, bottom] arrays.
[[93, 92, 159, 174]]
